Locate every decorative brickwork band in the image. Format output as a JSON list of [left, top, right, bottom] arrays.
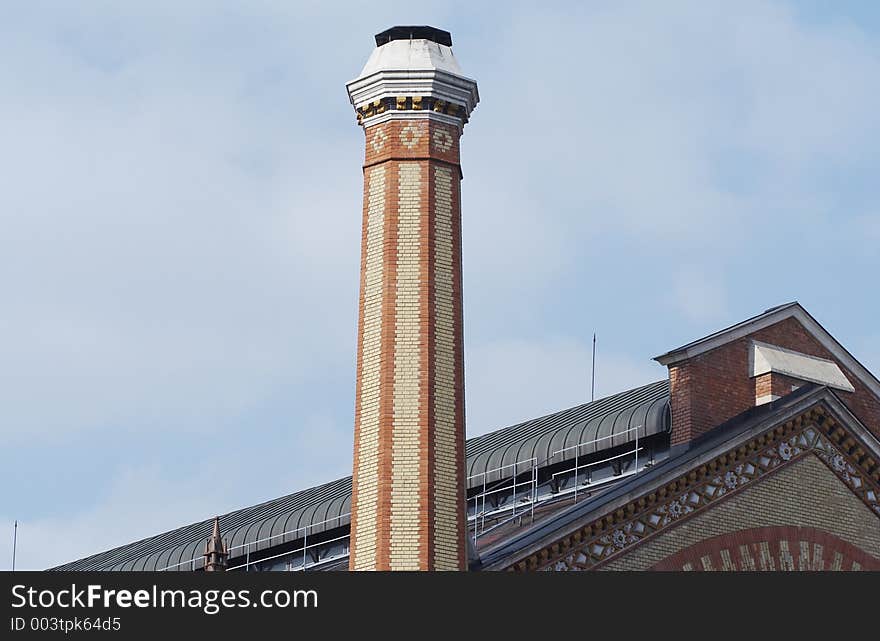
[[650, 526, 880, 571]]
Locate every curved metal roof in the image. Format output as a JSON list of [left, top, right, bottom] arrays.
[[51, 380, 668, 571], [52, 476, 353, 572], [464, 379, 669, 485]]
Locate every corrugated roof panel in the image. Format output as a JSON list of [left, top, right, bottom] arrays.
[[51, 380, 669, 571]]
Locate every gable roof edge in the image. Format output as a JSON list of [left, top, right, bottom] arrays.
[[654, 303, 880, 400]]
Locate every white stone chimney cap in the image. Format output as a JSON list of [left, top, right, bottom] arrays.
[[346, 26, 479, 125], [358, 38, 464, 78]]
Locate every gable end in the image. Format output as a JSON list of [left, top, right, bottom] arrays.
[[501, 398, 880, 572]]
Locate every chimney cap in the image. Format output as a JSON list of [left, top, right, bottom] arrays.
[[375, 26, 452, 47]]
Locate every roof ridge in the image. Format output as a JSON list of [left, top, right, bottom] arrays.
[[466, 379, 668, 452]]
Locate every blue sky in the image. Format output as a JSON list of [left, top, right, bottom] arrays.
[[2, 1, 878, 569]]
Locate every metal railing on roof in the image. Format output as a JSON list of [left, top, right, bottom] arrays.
[[229, 531, 350, 572], [551, 425, 642, 504], [467, 458, 538, 544], [159, 512, 351, 572], [466, 426, 649, 544], [161, 427, 653, 570]]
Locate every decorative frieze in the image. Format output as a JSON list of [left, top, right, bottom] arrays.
[[513, 407, 880, 572], [356, 96, 469, 126]]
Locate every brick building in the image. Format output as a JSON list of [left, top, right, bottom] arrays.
[[52, 26, 880, 572]]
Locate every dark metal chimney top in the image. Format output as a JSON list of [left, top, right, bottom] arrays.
[[374, 26, 452, 47]]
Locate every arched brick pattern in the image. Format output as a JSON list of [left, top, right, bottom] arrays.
[[651, 526, 880, 571]]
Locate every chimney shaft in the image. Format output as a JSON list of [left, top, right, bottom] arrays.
[[346, 27, 478, 570]]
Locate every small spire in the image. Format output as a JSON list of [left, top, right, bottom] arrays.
[[203, 516, 228, 572]]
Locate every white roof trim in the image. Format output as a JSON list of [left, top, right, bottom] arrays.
[[346, 68, 479, 117], [750, 340, 855, 393], [655, 303, 880, 400]]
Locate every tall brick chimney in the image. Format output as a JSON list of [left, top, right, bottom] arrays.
[[345, 26, 479, 571]]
